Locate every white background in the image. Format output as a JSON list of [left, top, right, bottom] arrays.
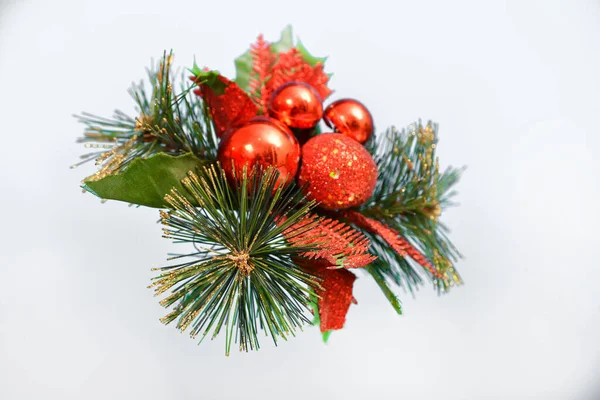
[[1, 0, 599, 399]]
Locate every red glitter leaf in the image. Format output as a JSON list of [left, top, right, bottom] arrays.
[[265, 48, 332, 103], [295, 258, 357, 332], [342, 253, 379, 270], [193, 73, 258, 137], [283, 213, 376, 269], [344, 211, 444, 279], [249, 35, 276, 113]]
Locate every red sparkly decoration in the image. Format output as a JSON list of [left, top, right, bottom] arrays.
[[295, 258, 357, 332], [344, 210, 444, 278], [217, 117, 300, 188], [282, 213, 376, 269], [194, 74, 257, 138], [323, 99, 374, 144], [249, 34, 276, 112], [268, 82, 323, 129], [298, 133, 378, 210], [265, 48, 332, 103]]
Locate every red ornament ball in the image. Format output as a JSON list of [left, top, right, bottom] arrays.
[[268, 81, 323, 129], [323, 99, 374, 144], [298, 133, 378, 210], [217, 117, 300, 188]]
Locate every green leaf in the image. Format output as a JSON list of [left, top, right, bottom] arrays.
[[190, 67, 227, 95], [296, 40, 327, 66], [233, 52, 253, 93], [82, 153, 207, 208], [270, 25, 294, 53]]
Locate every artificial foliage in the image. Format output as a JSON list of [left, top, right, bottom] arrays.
[[74, 26, 464, 355]]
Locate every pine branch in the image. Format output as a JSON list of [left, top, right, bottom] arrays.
[[366, 233, 424, 293], [73, 52, 218, 180], [151, 165, 322, 355], [360, 121, 464, 292], [365, 263, 402, 315]]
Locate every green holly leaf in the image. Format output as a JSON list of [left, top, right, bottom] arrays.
[[296, 40, 327, 67], [270, 25, 294, 54], [233, 51, 253, 93], [82, 153, 207, 208], [189, 66, 227, 95]]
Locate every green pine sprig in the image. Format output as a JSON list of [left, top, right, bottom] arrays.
[[73, 52, 219, 180], [360, 121, 464, 294], [151, 164, 322, 355]]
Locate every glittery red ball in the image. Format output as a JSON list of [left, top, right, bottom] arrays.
[[298, 133, 378, 210], [323, 98, 374, 144], [217, 117, 300, 188], [268, 81, 323, 129]]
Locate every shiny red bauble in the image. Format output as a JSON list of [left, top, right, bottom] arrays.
[[268, 82, 323, 129], [297, 133, 378, 210], [217, 117, 300, 188], [323, 99, 374, 144]]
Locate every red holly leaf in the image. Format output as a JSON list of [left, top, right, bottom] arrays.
[[283, 213, 376, 269], [295, 258, 357, 332], [344, 211, 444, 278], [265, 48, 332, 103], [192, 70, 258, 137]]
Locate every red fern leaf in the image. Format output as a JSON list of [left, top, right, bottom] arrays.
[[265, 48, 332, 104], [283, 213, 376, 269], [249, 34, 275, 113], [344, 211, 444, 279]]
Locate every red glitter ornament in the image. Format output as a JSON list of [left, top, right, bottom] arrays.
[[298, 134, 378, 210], [323, 99, 374, 144], [268, 82, 323, 129], [217, 117, 300, 188]]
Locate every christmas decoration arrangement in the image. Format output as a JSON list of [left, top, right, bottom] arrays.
[[74, 27, 464, 355]]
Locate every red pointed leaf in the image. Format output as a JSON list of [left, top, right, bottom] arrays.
[[296, 258, 357, 332], [193, 73, 257, 137], [344, 211, 444, 278]]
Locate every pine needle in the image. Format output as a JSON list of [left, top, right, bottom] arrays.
[[152, 165, 323, 355]]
